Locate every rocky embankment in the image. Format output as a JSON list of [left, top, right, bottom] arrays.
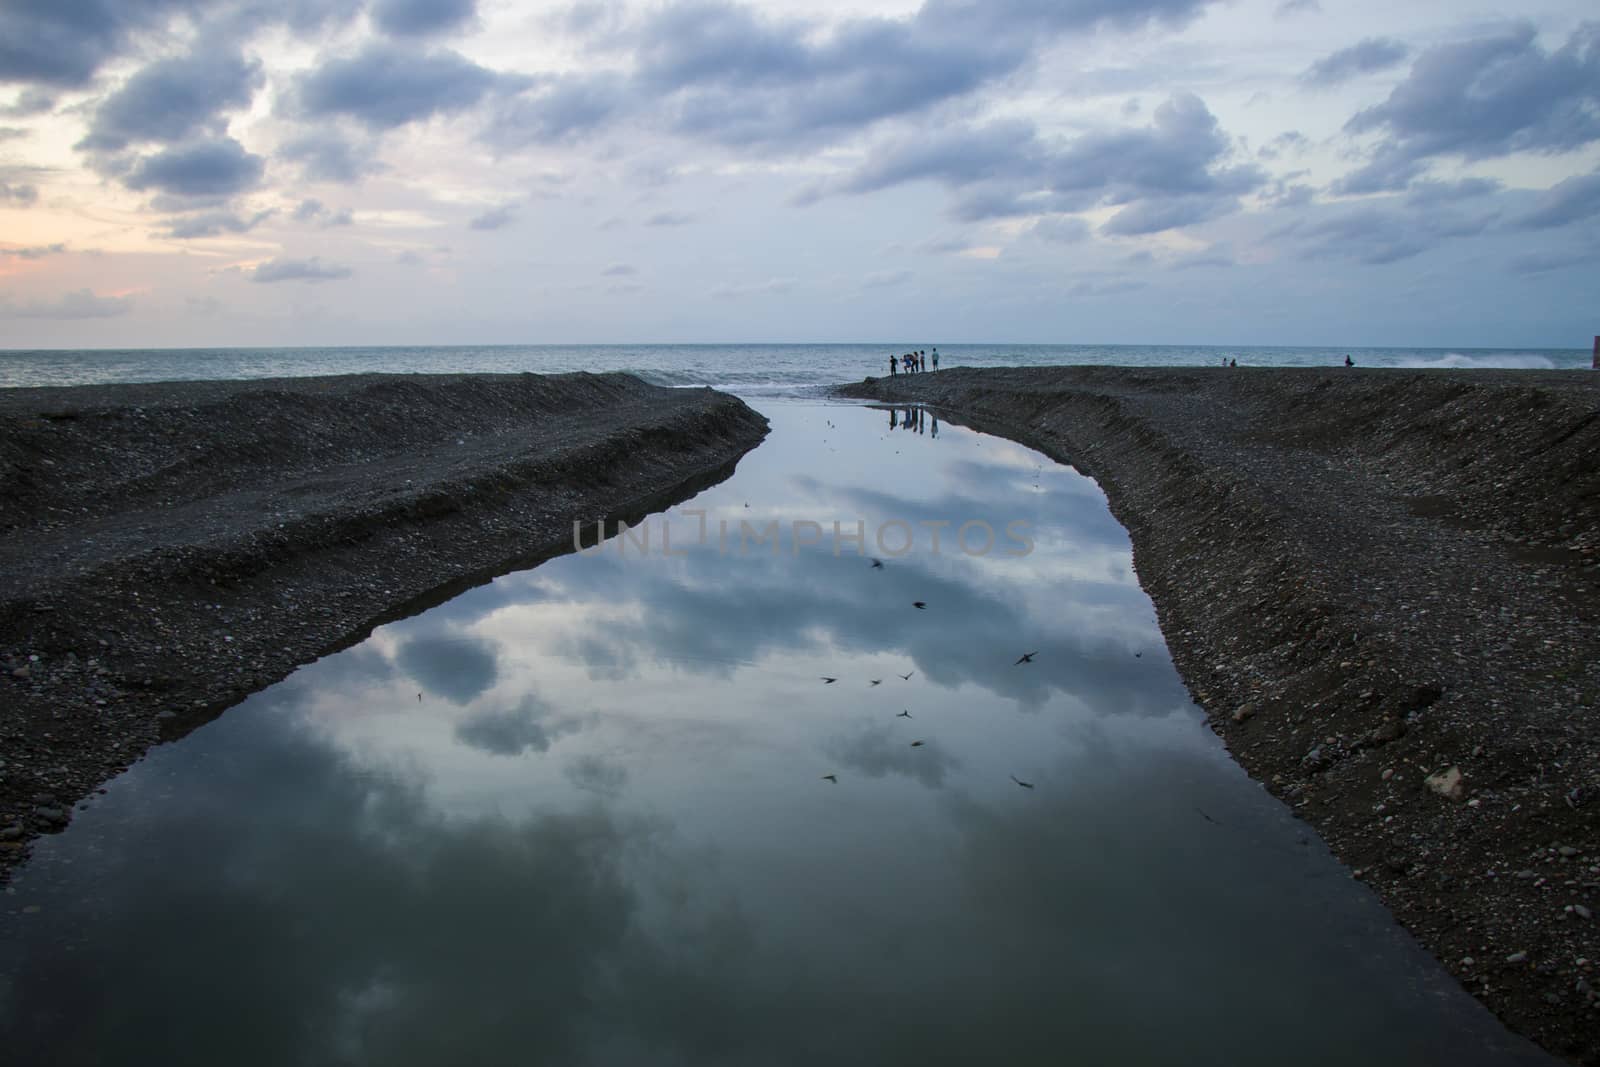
[[840, 366, 1599, 1064], [0, 372, 767, 881]]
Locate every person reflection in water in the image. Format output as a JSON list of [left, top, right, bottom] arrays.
[[931, 413, 938, 438], [890, 407, 898, 430]]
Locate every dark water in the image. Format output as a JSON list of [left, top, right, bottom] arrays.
[[0, 403, 1553, 1066]]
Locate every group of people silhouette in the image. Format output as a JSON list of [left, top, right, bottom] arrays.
[[889, 407, 936, 436], [890, 348, 938, 375]]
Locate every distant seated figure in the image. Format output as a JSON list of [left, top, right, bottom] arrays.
[[1344, 354, 1354, 367], [1229, 358, 1237, 368]]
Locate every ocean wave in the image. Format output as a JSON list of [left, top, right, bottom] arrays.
[[1394, 352, 1558, 370]]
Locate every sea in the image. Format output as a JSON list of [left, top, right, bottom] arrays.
[[0, 343, 1588, 397]]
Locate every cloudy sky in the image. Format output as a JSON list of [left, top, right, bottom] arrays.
[[0, 0, 1596, 348]]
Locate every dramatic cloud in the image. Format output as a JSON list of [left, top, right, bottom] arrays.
[[372, 0, 477, 38], [1513, 170, 1600, 228], [0, 0, 358, 89], [1301, 38, 1408, 87], [491, 0, 1218, 152], [0, 88, 54, 117], [277, 130, 385, 184], [293, 42, 507, 130], [251, 256, 354, 283], [78, 48, 262, 153], [4, 288, 131, 318], [830, 92, 1262, 233], [468, 203, 517, 230], [122, 137, 266, 198], [1339, 23, 1600, 192], [487, 74, 630, 149]]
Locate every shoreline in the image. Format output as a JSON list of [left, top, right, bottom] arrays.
[[0, 372, 769, 882], [838, 366, 1598, 1064]]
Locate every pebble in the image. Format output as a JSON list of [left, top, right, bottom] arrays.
[[1506, 951, 1529, 964], [1574, 905, 1593, 921]]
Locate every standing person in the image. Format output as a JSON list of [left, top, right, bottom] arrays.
[[890, 353, 897, 376], [1344, 354, 1354, 367], [931, 348, 939, 372]]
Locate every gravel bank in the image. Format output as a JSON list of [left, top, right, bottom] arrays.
[[839, 366, 1599, 1064], [0, 372, 768, 881]]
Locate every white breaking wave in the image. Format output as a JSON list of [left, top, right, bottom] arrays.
[[1395, 352, 1558, 370]]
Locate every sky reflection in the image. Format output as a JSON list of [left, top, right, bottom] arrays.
[[0, 403, 1553, 1066]]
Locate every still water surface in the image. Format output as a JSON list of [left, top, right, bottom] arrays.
[[0, 403, 1553, 1065]]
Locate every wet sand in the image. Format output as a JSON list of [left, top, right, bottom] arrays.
[[839, 365, 1599, 1064], [0, 372, 768, 881]]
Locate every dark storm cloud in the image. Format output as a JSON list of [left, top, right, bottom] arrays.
[[828, 92, 1262, 234], [1512, 170, 1600, 229], [1300, 38, 1408, 87], [277, 130, 386, 183], [1339, 23, 1600, 191], [249, 254, 353, 281], [395, 631, 498, 703], [468, 203, 517, 230], [121, 137, 266, 198], [490, 0, 1218, 151], [372, 0, 477, 38], [293, 42, 509, 130], [454, 693, 577, 756], [78, 48, 263, 152], [163, 207, 273, 238], [0, 0, 358, 89]]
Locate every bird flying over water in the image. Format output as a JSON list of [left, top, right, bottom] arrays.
[[821, 677, 837, 684], [897, 710, 912, 718], [869, 679, 882, 686], [1010, 775, 1034, 789], [821, 774, 838, 783], [912, 601, 926, 609], [910, 740, 925, 747], [899, 671, 914, 680], [871, 558, 884, 569], [1014, 651, 1037, 665]]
